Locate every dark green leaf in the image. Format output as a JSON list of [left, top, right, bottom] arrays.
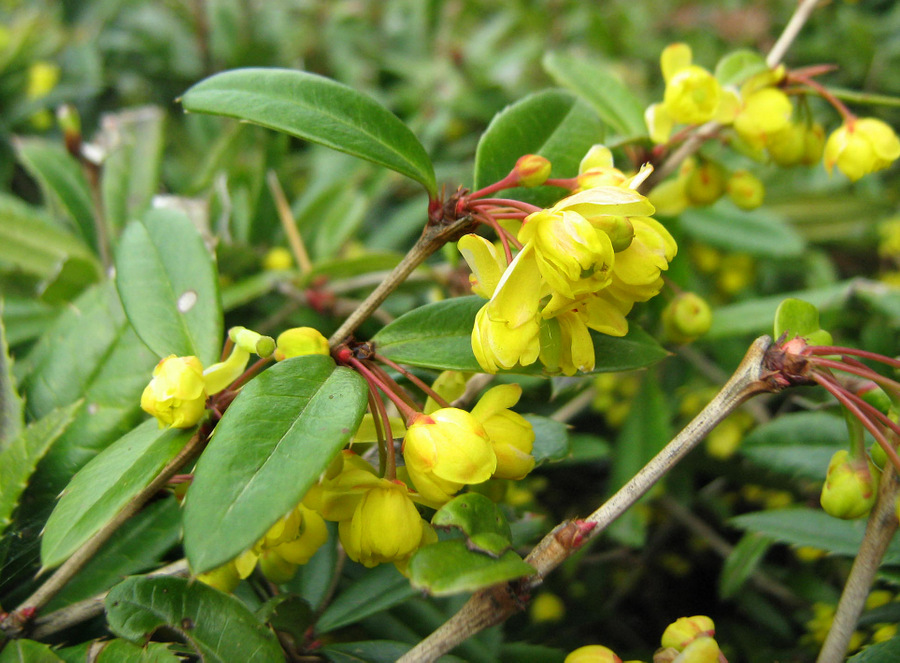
[[742, 411, 845, 480], [183, 355, 368, 573], [372, 296, 668, 375], [14, 138, 97, 252], [552, 433, 611, 466], [0, 303, 24, 451], [473, 89, 606, 208], [321, 641, 465, 663], [407, 540, 534, 596], [719, 533, 773, 599], [96, 640, 180, 663], [0, 403, 79, 537], [41, 420, 192, 569], [714, 50, 769, 87], [731, 508, 900, 564], [115, 208, 222, 365], [525, 414, 569, 462], [0, 639, 64, 663], [257, 595, 315, 644], [679, 206, 806, 258], [542, 51, 647, 138], [318, 563, 416, 633], [500, 643, 567, 663], [181, 68, 436, 196], [847, 634, 900, 662], [105, 576, 282, 662], [432, 493, 512, 556]]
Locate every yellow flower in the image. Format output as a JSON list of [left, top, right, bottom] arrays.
[[271, 504, 329, 564], [140, 355, 208, 428], [538, 310, 597, 376], [824, 118, 900, 182], [732, 87, 793, 148], [303, 450, 381, 522], [661, 615, 715, 650], [564, 645, 622, 663], [26, 61, 60, 99], [470, 384, 535, 479], [672, 636, 721, 663], [196, 560, 241, 593], [274, 327, 330, 360], [338, 479, 425, 567], [403, 408, 496, 503], [664, 65, 722, 125], [458, 234, 508, 299]]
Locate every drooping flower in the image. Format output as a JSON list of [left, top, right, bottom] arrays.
[[274, 326, 330, 360], [824, 117, 900, 182], [140, 355, 208, 428], [470, 384, 535, 479]]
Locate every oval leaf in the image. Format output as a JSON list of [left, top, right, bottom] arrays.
[[542, 51, 647, 138], [181, 68, 436, 197], [473, 89, 606, 208], [317, 563, 416, 634], [407, 540, 534, 596], [741, 411, 846, 480], [372, 296, 669, 375], [183, 355, 368, 573], [679, 205, 806, 258], [719, 533, 773, 599], [105, 576, 282, 662], [432, 493, 512, 556], [715, 49, 769, 87], [40, 419, 193, 569], [115, 208, 223, 365]]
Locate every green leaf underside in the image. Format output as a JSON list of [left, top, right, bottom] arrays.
[[181, 68, 436, 196], [183, 355, 368, 573], [679, 206, 806, 258], [317, 563, 416, 633], [0, 403, 79, 537], [0, 304, 24, 451], [432, 493, 512, 556], [407, 540, 534, 596], [473, 89, 607, 208], [0, 639, 64, 663], [542, 51, 647, 138], [741, 411, 846, 480], [372, 296, 668, 375], [105, 576, 282, 662], [731, 508, 900, 564], [115, 208, 222, 366], [719, 533, 773, 599], [40, 419, 192, 569], [525, 414, 570, 462]]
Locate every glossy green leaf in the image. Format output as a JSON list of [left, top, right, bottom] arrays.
[[848, 635, 900, 662], [473, 89, 606, 208], [101, 106, 165, 233], [372, 296, 669, 375], [95, 640, 180, 663], [183, 355, 368, 573], [0, 639, 64, 663], [607, 372, 670, 547], [679, 206, 806, 258], [719, 533, 773, 599], [0, 304, 24, 451], [773, 298, 832, 345], [542, 51, 647, 138], [0, 403, 79, 538], [46, 497, 182, 610], [105, 576, 282, 662], [731, 508, 900, 564], [41, 419, 192, 569], [432, 493, 512, 556], [181, 68, 436, 196], [407, 540, 534, 596], [318, 563, 416, 633], [742, 411, 845, 479], [115, 207, 222, 365], [526, 414, 569, 463], [14, 137, 97, 252], [714, 49, 769, 87]]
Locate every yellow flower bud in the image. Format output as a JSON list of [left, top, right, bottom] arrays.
[[258, 549, 299, 584], [515, 154, 552, 187], [801, 122, 826, 166], [662, 292, 712, 345], [673, 636, 720, 663], [274, 327, 330, 360], [564, 645, 622, 663], [820, 449, 879, 519], [726, 169, 765, 210], [262, 246, 293, 271], [304, 451, 381, 521], [140, 355, 208, 428], [26, 61, 60, 100], [732, 87, 793, 148], [530, 592, 565, 623], [470, 384, 535, 480], [766, 123, 806, 167], [338, 480, 424, 567], [661, 615, 715, 649], [824, 118, 900, 182], [685, 162, 726, 206]]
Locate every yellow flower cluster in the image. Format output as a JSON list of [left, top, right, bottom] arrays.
[[461, 149, 676, 376]]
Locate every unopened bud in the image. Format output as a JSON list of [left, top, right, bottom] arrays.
[[685, 162, 725, 206], [820, 449, 879, 519], [661, 615, 715, 650], [662, 293, 712, 344], [766, 123, 805, 167], [530, 592, 565, 623], [588, 215, 635, 252], [672, 636, 720, 663], [801, 122, 826, 166], [515, 154, 552, 187], [275, 327, 330, 360], [57, 104, 82, 157], [229, 326, 276, 357], [262, 246, 293, 271], [565, 645, 623, 663], [726, 169, 765, 210]]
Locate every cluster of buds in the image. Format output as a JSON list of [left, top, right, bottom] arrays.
[[459, 147, 676, 376], [563, 615, 725, 663]]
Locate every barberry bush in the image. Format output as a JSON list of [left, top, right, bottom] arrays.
[[1, 1, 900, 662]]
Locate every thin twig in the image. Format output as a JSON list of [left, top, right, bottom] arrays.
[[766, 0, 824, 69], [267, 170, 312, 275]]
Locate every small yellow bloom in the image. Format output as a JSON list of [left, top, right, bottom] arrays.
[[824, 117, 900, 181], [732, 87, 793, 148], [564, 645, 622, 663], [470, 384, 535, 479], [272, 505, 329, 564], [514, 154, 552, 187], [262, 246, 293, 271], [304, 450, 381, 521], [274, 327, 330, 360], [140, 355, 208, 428], [458, 234, 508, 299]]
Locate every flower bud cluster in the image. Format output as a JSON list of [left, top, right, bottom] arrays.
[[461, 148, 676, 376]]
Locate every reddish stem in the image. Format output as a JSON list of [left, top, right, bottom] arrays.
[[809, 356, 900, 400], [366, 383, 396, 480], [787, 71, 856, 123], [467, 172, 520, 200], [808, 346, 900, 371], [348, 357, 417, 421], [374, 353, 453, 410], [228, 356, 274, 391], [469, 198, 542, 214]]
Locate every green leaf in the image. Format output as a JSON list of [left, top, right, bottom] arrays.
[[0, 403, 79, 537], [525, 414, 569, 463], [40, 419, 192, 570], [473, 89, 606, 208], [322, 641, 466, 663], [101, 106, 165, 234], [183, 355, 368, 573], [542, 51, 647, 138], [1, 295, 61, 347], [848, 635, 900, 662], [95, 640, 181, 663], [719, 533, 773, 599], [679, 205, 806, 258], [773, 298, 832, 345], [0, 639, 64, 663], [741, 411, 845, 479], [432, 493, 512, 556], [372, 296, 668, 375], [181, 68, 436, 197], [407, 540, 534, 596], [115, 208, 223, 365], [714, 49, 769, 87], [731, 508, 900, 564], [105, 576, 283, 662], [0, 303, 24, 451], [318, 563, 417, 633], [257, 595, 315, 645], [14, 137, 97, 252]]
